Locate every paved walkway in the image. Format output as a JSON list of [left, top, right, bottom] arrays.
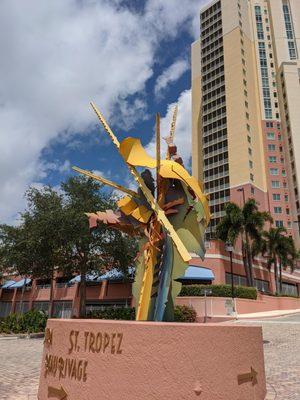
[[0, 314, 299, 399], [0, 337, 43, 400], [236, 313, 300, 399], [237, 308, 300, 319]]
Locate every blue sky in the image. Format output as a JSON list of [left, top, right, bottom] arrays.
[[0, 0, 209, 224]]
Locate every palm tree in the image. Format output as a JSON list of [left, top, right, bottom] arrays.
[[277, 235, 298, 294], [216, 199, 272, 287], [259, 227, 298, 295]]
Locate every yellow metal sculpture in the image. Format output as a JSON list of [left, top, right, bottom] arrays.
[[73, 103, 210, 321]]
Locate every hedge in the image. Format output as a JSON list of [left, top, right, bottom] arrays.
[[88, 305, 197, 322], [0, 309, 48, 334], [179, 284, 257, 300], [88, 307, 135, 321], [173, 305, 197, 322]]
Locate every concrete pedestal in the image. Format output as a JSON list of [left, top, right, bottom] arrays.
[[38, 319, 266, 400]]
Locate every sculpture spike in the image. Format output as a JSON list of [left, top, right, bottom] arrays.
[[72, 166, 139, 198], [169, 104, 178, 140], [90, 102, 120, 148], [156, 113, 161, 201], [166, 104, 178, 160]]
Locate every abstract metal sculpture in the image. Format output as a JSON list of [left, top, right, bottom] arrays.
[[73, 103, 210, 321]]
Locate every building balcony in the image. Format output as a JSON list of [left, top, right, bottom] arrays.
[[204, 159, 229, 170]]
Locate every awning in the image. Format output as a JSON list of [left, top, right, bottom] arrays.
[[1, 280, 16, 289], [9, 278, 32, 288], [68, 267, 134, 284], [69, 273, 101, 284], [177, 266, 215, 282]]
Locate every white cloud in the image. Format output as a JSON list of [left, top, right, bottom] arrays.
[[58, 160, 71, 174], [145, 89, 192, 168], [154, 59, 189, 98], [0, 0, 210, 224]]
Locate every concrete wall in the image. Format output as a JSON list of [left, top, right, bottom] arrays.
[[177, 294, 300, 318]]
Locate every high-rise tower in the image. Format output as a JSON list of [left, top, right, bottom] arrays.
[[192, 0, 300, 245]]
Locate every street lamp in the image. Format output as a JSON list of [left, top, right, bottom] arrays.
[[225, 241, 235, 313]]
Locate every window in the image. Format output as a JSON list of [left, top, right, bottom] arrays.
[[254, 278, 269, 292], [247, 135, 251, 143], [273, 194, 281, 201], [265, 109, 273, 119], [284, 194, 289, 202], [53, 301, 73, 318], [249, 160, 253, 168], [282, 282, 298, 297], [269, 156, 277, 163], [271, 181, 280, 188], [286, 208, 290, 215], [270, 168, 278, 175], [0, 302, 12, 318], [282, 169, 286, 176], [275, 220, 284, 227], [248, 148, 252, 155], [274, 207, 282, 214], [267, 132, 275, 139], [250, 173, 254, 181], [268, 144, 276, 151], [225, 273, 247, 287]]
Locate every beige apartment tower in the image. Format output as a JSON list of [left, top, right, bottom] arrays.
[[192, 0, 300, 244]]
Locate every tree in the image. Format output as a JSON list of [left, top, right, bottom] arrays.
[[216, 199, 272, 286], [0, 224, 34, 313], [60, 176, 138, 317], [0, 177, 138, 318], [260, 229, 298, 295], [0, 187, 67, 316]]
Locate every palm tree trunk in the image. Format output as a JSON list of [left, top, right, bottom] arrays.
[[242, 239, 252, 287], [247, 247, 254, 287], [279, 259, 283, 295], [274, 257, 279, 295], [79, 269, 86, 318]]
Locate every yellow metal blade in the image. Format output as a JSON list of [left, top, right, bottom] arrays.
[[72, 166, 139, 198], [119, 137, 156, 168], [136, 247, 156, 320]]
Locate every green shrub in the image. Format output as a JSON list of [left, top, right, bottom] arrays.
[[0, 309, 48, 334], [88, 307, 136, 320], [88, 305, 197, 322], [179, 284, 257, 300], [174, 305, 197, 323]]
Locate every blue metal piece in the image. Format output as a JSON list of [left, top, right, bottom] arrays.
[[154, 231, 174, 321]]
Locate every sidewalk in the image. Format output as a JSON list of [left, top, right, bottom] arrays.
[[237, 308, 300, 319]]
